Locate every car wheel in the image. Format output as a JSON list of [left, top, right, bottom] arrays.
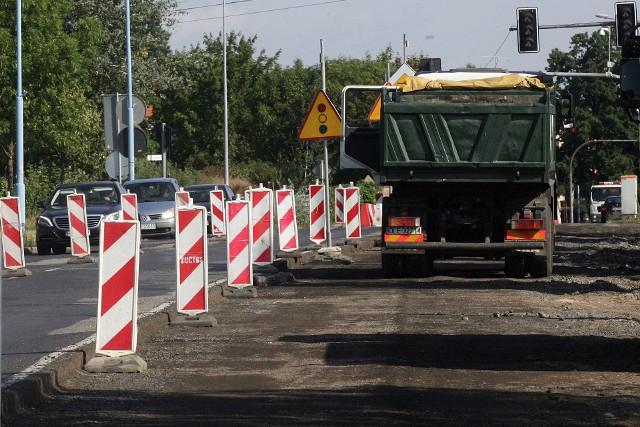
[[37, 243, 51, 255], [52, 245, 67, 255]]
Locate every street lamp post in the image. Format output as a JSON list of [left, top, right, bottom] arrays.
[[15, 0, 25, 230], [569, 139, 636, 223]]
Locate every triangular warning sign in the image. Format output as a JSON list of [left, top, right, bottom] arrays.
[[298, 90, 342, 141]]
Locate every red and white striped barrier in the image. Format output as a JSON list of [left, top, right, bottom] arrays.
[[247, 186, 273, 265], [96, 219, 140, 355], [309, 183, 326, 244], [276, 187, 299, 251], [175, 190, 191, 208], [345, 186, 361, 239], [226, 200, 253, 288], [121, 193, 138, 221], [176, 206, 208, 314], [0, 195, 25, 269], [67, 193, 90, 256], [334, 185, 345, 224], [361, 203, 374, 227], [210, 189, 225, 236]]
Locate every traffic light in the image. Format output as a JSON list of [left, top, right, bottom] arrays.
[[102, 94, 148, 158], [517, 7, 539, 53], [155, 123, 178, 154], [616, 2, 637, 47]]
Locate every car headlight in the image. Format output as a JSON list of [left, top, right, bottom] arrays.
[[37, 215, 53, 227], [161, 208, 175, 219], [104, 212, 120, 221]]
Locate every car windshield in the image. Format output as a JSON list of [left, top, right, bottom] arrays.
[[189, 189, 211, 203], [50, 185, 118, 208], [125, 182, 176, 202], [591, 186, 621, 202]]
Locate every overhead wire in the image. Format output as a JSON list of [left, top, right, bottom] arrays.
[[177, 0, 347, 24], [484, 30, 512, 68]]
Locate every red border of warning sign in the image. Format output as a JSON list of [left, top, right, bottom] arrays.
[[297, 89, 342, 141]]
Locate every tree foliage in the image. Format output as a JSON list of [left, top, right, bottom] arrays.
[[547, 30, 638, 197], [3, 1, 638, 217]]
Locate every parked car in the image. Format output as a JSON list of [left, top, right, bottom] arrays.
[[36, 181, 125, 255], [183, 184, 235, 233], [600, 195, 622, 223], [123, 178, 180, 237]]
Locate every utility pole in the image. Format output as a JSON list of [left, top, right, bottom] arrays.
[[15, 0, 25, 230], [320, 39, 332, 247]]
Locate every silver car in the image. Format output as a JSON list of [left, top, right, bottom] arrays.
[[123, 178, 180, 237]]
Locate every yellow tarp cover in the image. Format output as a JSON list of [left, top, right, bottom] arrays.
[[401, 74, 547, 92]]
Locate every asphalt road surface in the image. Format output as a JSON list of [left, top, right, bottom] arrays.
[[1, 226, 375, 388], [4, 224, 640, 425]]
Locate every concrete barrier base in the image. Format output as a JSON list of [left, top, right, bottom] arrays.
[[84, 354, 147, 373], [67, 255, 95, 264], [2, 267, 32, 278], [170, 313, 216, 327], [222, 285, 258, 298]]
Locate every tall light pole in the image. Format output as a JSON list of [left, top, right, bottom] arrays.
[[125, 0, 135, 180], [320, 39, 332, 247], [223, 0, 229, 185], [15, 0, 25, 229]]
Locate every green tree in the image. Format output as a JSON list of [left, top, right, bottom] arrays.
[[0, 0, 105, 209], [547, 30, 637, 197]]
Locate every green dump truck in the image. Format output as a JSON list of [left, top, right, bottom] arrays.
[[341, 64, 572, 278]]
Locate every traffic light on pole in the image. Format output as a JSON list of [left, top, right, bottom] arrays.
[[616, 2, 637, 47], [517, 7, 539, 53]]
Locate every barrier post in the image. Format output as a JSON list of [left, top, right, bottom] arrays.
[[345, 185, 361, 240], [121, 192, 138, 221], [85, 219, 147, 373], [175, 190, 191, 207], [309, 182, 326, 245], [172, 205, 215, 327], [224, 199, 256, 297], [0, 195, 30, 278], [67, 193, 94, 263], [334, 184, 345, 224], [276, 186, 299, 254], [210, 188, 225, 236], [247, 184, 273, 266]]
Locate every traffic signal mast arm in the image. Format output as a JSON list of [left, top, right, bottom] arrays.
[[511, 19, 621, 79]]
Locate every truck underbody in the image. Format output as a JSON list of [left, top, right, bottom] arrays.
[[381, 182, 554, 278]]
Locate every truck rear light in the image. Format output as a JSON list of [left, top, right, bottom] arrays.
[[389, 216, 420, 226], [522, 209, 533, 219], [512, 219, 544, 230]]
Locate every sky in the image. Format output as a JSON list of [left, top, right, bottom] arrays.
[[169, 0, 625, 73]]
